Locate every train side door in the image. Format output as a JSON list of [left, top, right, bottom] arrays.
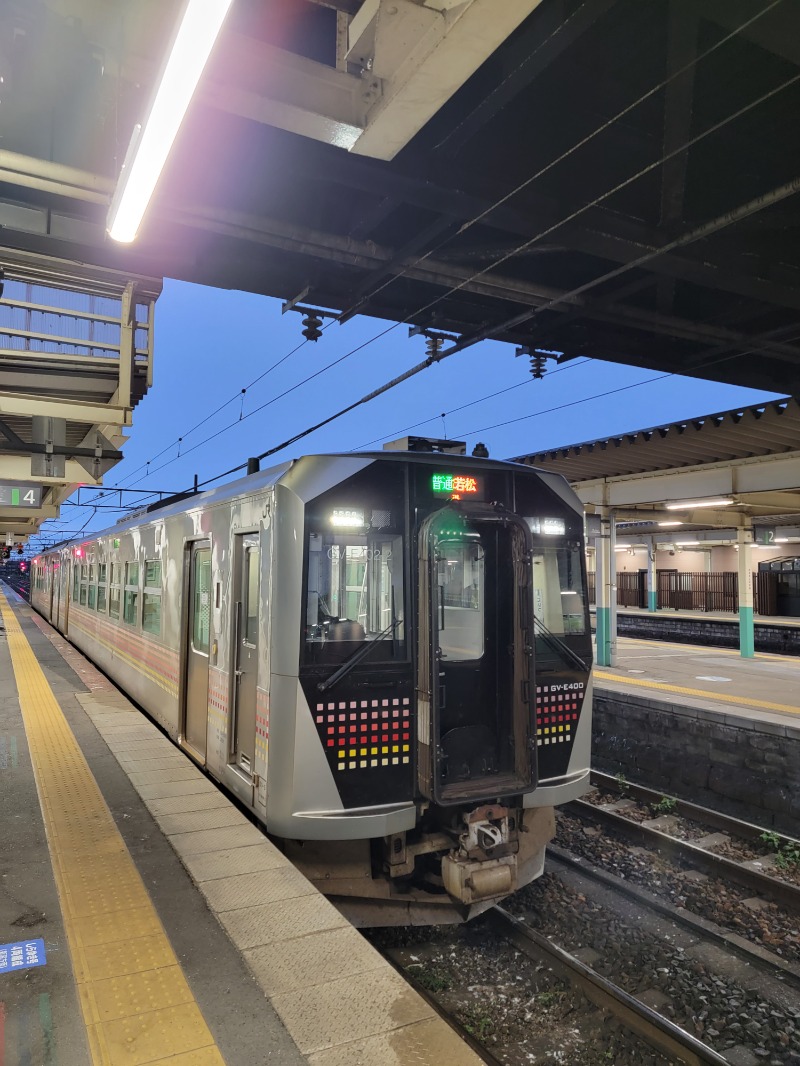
[[230, 535, 260, 776], [48, 559, 56, 621], [59, 559, 70, 633], [182, 541, 212, 764], [417, 506, 535, 805]]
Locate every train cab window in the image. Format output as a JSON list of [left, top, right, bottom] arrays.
[[437, 535, 485, 661], [97, 564, 107, 612], [143, 560, 162, 636], [123, 562, 139, 626], [531, 543, 587, 663], [109, 562, 121, 620], [88, 564, 97, 610], [305, 524, 405, 666]]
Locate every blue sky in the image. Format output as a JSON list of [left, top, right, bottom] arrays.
[[37, 278, 780, 547]]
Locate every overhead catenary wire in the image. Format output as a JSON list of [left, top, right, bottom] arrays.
[[185, 16, 800, 480], [351, 357, 592, 450]]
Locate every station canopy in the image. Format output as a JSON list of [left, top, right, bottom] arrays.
[[512, 396, 800, 538], [1, 0, 800, 395]]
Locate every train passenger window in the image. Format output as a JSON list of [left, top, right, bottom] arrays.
[[143, 560, 162, 636], [72, 566, 79, 600], [436, 535, 485, 661], [97, 564, 107, 612], [79, 564, 88, 606], [109, 562, 121, 620], [531, 544, 587, 640], [123, 562, 139, 626], [305, 528, 405, 663]]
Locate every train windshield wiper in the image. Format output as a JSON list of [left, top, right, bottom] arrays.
[[317, 618, 401, 693], [533, 617, 589, 672]]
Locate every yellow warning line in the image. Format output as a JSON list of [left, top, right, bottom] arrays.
[[0, 593, 225, 1066], [594, 668, 800, 717]]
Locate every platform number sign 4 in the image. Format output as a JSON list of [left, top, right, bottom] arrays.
[[0, 482, 42, 509]]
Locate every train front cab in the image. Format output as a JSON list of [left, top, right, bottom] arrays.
[[274, 454, 592, 922]]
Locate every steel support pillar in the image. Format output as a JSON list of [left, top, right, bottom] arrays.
[[737, 525, 755, 658]]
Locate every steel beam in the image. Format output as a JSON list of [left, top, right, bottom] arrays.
[[0, 393, 131, 426]]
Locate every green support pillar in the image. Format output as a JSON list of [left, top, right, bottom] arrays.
[[647, 536, 658, 611], [595, 511, 612, 666], [737, 526, 755, 658]]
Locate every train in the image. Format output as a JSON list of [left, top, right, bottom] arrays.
[[30, 440, 593, 925]]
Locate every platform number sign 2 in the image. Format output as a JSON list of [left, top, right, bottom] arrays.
[[755, 527, 776, 545]]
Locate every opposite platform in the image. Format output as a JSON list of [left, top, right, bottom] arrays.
[[0, 586, 482, 1066]]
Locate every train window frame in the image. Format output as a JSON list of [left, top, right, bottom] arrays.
[[436, 534, 486, 663], [123, 561, 140, 627], [79, 563, 88, 606], [142, 559, 162, 637], [109, 561, 121, 620], [303, 525, 407, 668], [97, 563, 108, 612], [88, 563, 97, 610], [530, 538, 589, 667]]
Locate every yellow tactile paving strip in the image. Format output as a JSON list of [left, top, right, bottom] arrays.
[[0, 593, 225, 1066], [594, 669, 800, 717]]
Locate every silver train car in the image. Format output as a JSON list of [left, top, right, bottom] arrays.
[[31, 446, 593, 925]]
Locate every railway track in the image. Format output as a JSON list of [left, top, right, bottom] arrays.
[[546, 845, 800, 992], [567, 771, 800, 911], [486, 906, 729, 1066]]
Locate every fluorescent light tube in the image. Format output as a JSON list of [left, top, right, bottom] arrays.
[[665, 498, 732, 510], [657, 521, 683, 527], [107, 0, 233, 242]]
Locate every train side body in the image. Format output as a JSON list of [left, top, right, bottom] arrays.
[[31, 452, 593, 925]]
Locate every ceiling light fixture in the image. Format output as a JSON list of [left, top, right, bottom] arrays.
[[665, 498, 733, 510], [657, 521, 683, 527], [107, 0, 233, 243]]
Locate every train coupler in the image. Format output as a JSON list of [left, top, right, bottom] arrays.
[[441, 852, 517, 904]]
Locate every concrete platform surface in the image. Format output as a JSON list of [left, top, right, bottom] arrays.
[[596, 635, 800, 728]]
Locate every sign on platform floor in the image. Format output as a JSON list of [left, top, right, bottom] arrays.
[[0, 939, 46, 974]]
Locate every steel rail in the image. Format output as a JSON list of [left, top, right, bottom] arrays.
[[566, 799, 800, 912], [487, 906, 730, 1066], [591, 770, 800, 846], [379, 947, 502, 1066], [547, 846, 800, 992]]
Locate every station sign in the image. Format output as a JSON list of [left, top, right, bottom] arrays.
[[754, 526, 777, 545], [0, 481, 42, 508]]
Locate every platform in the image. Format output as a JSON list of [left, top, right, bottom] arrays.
[[595, 634, 800, 728], [0, 585, 481, 1066], [592, 634, 800, 835], [603, 605, 800, 657]]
